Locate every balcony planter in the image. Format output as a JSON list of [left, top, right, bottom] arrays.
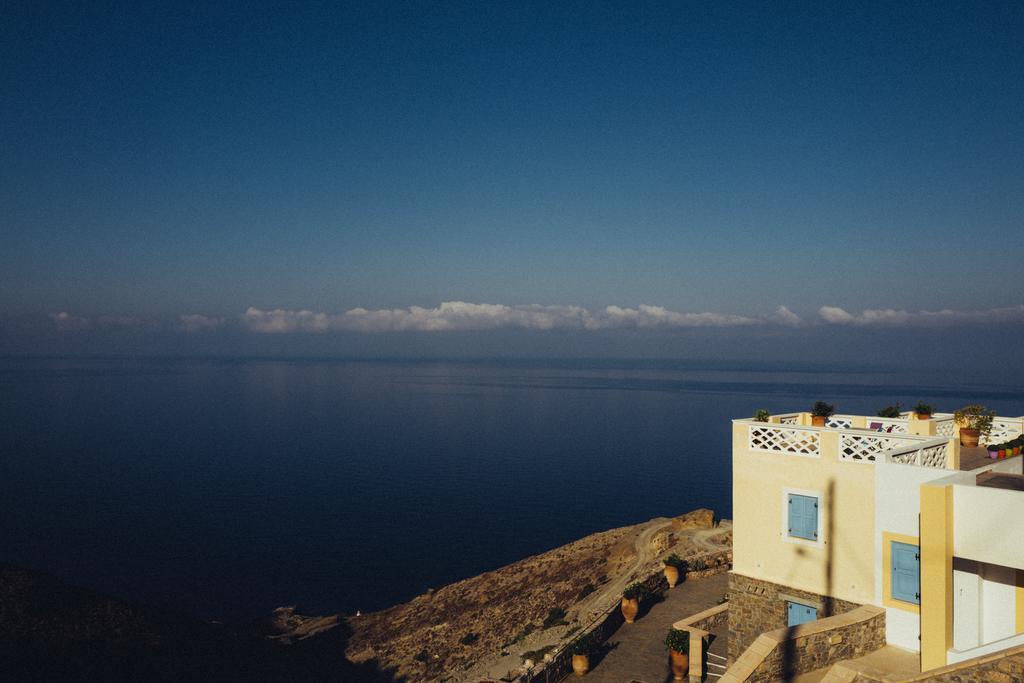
[[989, 446, 999, 459], [954, 405, 995, 448], [568, 632, 596, 676], [665, 628, 690, 682], [913, 403, 934, 421], [620, 597, 639, 624], [810, 401, 835, 427], [959, 428, 981, 448], [621, 583, 648, 624], [663, 554, 687, 589]]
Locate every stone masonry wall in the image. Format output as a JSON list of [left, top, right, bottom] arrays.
[[728, 572, 861, 662], [745, 606, 885, 683], [851, 646, 1024, 683]]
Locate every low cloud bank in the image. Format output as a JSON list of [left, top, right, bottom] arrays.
[[46, 302, 1024, 334], [240, 302, 765, 333], [817, 304, 1024, 327]]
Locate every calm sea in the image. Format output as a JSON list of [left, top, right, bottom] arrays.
[[1, 357, 1022, 622]]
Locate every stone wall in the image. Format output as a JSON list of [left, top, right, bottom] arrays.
[[727, 572, 861, 661], [689, 604, 728, 633], [849, 644, 1024, 682], [721, 605, 885, 683]]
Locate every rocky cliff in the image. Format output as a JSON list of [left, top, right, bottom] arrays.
[[343, 508, 731, 682]]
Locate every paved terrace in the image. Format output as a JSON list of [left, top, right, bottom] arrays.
[[585, 572, 729, 683]]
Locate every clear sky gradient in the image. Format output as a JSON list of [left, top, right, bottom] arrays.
[[2, 2, 1023, 358]]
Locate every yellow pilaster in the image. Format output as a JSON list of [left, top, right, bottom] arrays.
[[920, 483, 954, 671], [1016, 570, 1024, 634]]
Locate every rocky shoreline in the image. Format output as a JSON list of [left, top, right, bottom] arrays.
[[0, 508, 729, 682]]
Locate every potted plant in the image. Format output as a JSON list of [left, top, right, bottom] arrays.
[[663, 554, 687, 588], [665, 627, 690, 681], [569, 632, 596, 676], [954, 405, 995, 448], [810, 401, 835, 427], [621, 583, 648, 624], [753, 408, 770, 422], [988, 444, 999, 459], [876, 404, 902, 418], [913, 402, 934, 420]]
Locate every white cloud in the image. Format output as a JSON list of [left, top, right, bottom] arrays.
[[818, 306, 857, 324], [818, 304, 1024, 327], [240, 302, 773, 333], [770, 305, 803, 327], [593, 305, 760, 329], [241, 307, 332, 333], [178, 314, 224, 333]]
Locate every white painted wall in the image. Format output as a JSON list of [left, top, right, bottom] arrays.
[[871, 459, 1021, 652], [873, 460, 958, 651], [952, 560, 981, 651], [981, 564, 1017, 644], [954, 486, 1024, 570]]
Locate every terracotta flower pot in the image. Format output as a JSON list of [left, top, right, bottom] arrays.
[[916, 413, 931, 420], [664, 565, 679, 588], [960, 428, 980, 448], [811, 415, 827, 426], [670, 649, 689, 681], [621, 597, 639, 624], [572, 654, 590, 676]]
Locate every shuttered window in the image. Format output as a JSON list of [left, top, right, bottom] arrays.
[[891, 541, 920, 605], [787, 601, 818, 626], [787, 493, 818, 541]]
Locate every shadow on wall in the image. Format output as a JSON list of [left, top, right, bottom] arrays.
[[0, 564, 403, 682], [781, 478, 836, 682]]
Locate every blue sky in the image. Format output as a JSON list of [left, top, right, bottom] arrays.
[[2, 1, 1023, 353]]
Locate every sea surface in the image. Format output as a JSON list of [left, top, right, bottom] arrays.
[[1, 357, 1022, 622]]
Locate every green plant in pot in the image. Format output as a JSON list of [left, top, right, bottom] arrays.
[[621, 583, 649, 624], [913, 402, 935, 420], [569, 632, 597, 676], [810, 401, 835, 427], [876, 403, 902, 418], [753, 408, 770, 422], [663, 553, 688, 588], [954, 404, 995, 448], [665, 628, 690, 681]]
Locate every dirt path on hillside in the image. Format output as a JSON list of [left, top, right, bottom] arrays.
[[457, 517, 732, 682]]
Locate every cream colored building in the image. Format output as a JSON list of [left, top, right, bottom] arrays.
[[728, 410, 1024, 675]]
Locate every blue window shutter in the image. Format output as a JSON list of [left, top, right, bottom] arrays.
[[787, 601, 818, 626], [891, 541, 920, 604], [788, 494, 818, 540]]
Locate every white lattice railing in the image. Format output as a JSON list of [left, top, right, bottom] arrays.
[[773, 413, 801, 425], [982, 418, 1024, 446], [826, 414, 856, 429], [933, 416, 956, 437], [884, 439, 951, 468], [748, 423, 820, 456], [839, 431, 931, 463], [866, 416, 909, 434]]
